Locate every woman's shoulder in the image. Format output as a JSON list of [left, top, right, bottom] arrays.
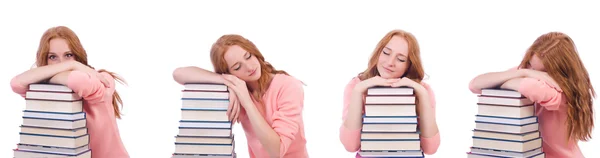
[[271, 74, 303, 89]]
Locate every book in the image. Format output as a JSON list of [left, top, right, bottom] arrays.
[[173, 83, 236, 157], [468, 89, 545, 157], [360, 87, 424, 157], [14, 84, 92, 158]]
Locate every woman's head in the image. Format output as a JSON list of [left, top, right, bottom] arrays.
[[36, 26, 88, 67], [210, 34, 273, 82], [359, 29, 424, 82], [520, 32, 596, 141], [36, 26, 126, 119], [210, 34, 289, 114]]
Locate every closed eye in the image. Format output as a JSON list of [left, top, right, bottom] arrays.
[[398, 58, 406, 62], [246, 53, 252, 60], [233, 65, 241, 71], [382, 51, 390, 55]]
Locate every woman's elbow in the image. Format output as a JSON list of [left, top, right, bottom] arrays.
[[342, 142, 360, 152], [468, 79, 482, 94], [339, 135, 360, 152], [423, 146, 439, 155], [172, 67, 186, 85]]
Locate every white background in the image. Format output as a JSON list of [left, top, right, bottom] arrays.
[[1, 1, 599, 157]]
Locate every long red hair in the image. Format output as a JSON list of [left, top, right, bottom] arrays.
[[36, 26, 126, 119], [359, 29, 425, 82], [210, 34, 289, 115], [519, 32, 596, 141]]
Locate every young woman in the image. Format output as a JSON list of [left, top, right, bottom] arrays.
[[10, 26, 129, 157], [469, 32, 595, 158], [339, 30, 441, 157], [172, 34, 308, 158]]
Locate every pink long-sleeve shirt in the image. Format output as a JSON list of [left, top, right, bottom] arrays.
[[11, 71, 129, 158], [339, 77, 441, 157], [468, 67, 584, 158], [237, 74, 308, 158]]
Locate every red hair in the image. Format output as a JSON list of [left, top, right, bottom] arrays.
[[210, 34, 289, 115], [519, 32, 596, 141], [359, 29, 425, 82]]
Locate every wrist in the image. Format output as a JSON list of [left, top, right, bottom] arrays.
[[353, 82, 367, 94], [515, 69, 528, 78], [412, 83, 426, 94]]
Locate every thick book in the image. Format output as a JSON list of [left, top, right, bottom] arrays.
[[26, 91, 82, 101], [175, 135, 234, 145], [174, 142, 235, 155], [367, 87, 414, 96], [365, 104, 416, 117], [181, 91, 229, 100], [475, 121, 539, 134], [20, 126, 88, 137], [28, 84, 74, 93], [478, 96, 533, 106], [179, 121, 232, 129], [22, 117, 87, 130], [360, 132, 420, 140], [472, 130, 540, 142], [477, 104, 534, 118], [177, 127, 232, 137], [475, 115, 537, 126], [25, 100, 83, 113], [184, 83, 228, 92], [472, 137, 542, 152], [16, 143, 90, 156], [366, 96, 416, 105], [481, 89, 525, 98], [181, 108, 228, 122], [360, 139, 421, 151], [469, 147, 543, 158], [359, 150, 424, 157], [23, 111, 86, 120], [14, 149, 91, 158], [19, 133, 89, 148]]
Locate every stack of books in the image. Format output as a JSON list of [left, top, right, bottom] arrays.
[[467, 89, 545, 158], [172, 83, 236, 158], [359, 86, 424, 158], [13, 84, 92, 158]]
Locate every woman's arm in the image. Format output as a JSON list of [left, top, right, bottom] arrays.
[[11, 61, 79, 90], [339, 78, 364, 152], [413, 83, 440, 155], [241, 81, 304, 158], [49, 70, 116, 105], [468, 69, 525, 94], [172, 66, 227, 84], [501, 77, 563, 110]]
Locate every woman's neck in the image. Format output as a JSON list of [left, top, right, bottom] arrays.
[[247, 73, 275, 92]]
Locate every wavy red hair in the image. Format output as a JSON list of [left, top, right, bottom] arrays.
[[359, 29, 425, 82], [210, 34, 289, 115], [519, 32, 596, 141]]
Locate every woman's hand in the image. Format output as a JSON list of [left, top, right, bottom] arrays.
[[391, 77, 422, 89], [222, 74, 253, 108], [69, 61, 110, 88], [226, 87, 241, 122], [519, 69, 560, 90], [354, 76, 401, 93]]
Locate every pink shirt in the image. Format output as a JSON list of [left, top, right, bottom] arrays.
[[238, 74, 308, 158], [11, 71, 129, 158], [339, 77, 441, 157]]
